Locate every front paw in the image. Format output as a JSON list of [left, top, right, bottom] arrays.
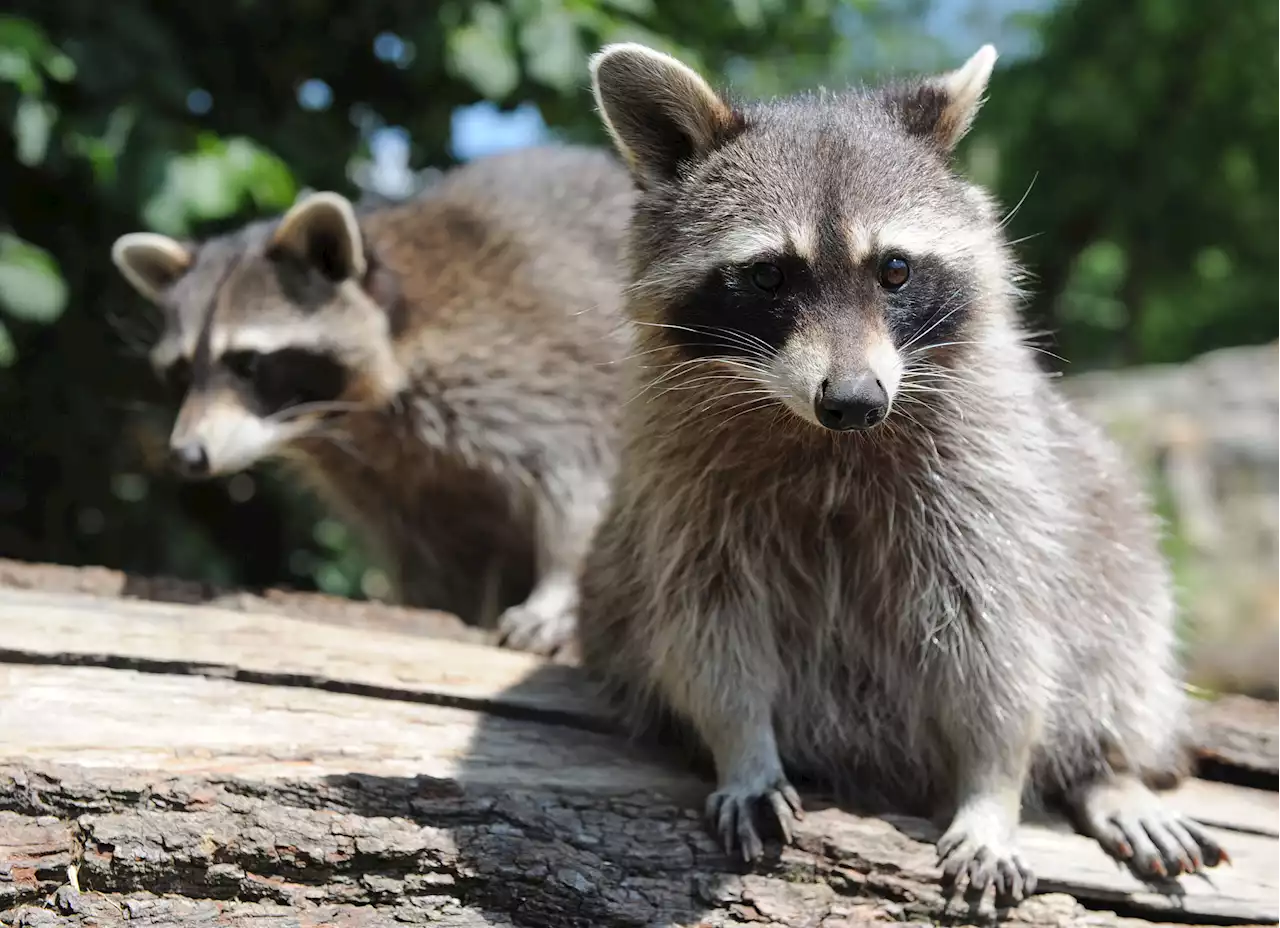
[[937, 819, 1036, 906], [497, 601, 576, 655], [705, 777, 804, 863]]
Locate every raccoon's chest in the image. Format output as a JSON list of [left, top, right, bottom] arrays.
[[760, 498, 965, 806], [764, 482, 960, 631]]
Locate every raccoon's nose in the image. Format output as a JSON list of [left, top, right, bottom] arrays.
[[815, 376, 888, 431], [169, 442, 210, 479]]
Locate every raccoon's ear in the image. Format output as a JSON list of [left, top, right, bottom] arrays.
[[882, 44, 997, 154], [270, 191, 367, 282], [589, 43, 741, 187], [111, 233, 193, 303]]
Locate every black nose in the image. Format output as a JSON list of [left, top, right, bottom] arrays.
[[814, 376, 889, 431], [168, 442, 210, 478]]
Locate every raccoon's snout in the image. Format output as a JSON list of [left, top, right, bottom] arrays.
[[169, 441, 211, 479], [815, 375, 888, 432]]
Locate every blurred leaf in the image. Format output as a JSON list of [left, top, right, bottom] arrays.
[[0, 321, 14, 368], [597, 0, 654, 14], [66, 106, 135, 186], [13, 97, 53, 165], [0, 15, 52, 58], [448, 3, 518, 99], [518, 1, 585, 93], [42, 48, 74, 82], [0, 234, 68, 324], [143, 135, 297, 236], [313, 517, 348, 551], [0, 47, 40, 95], [730, 0, 767, 28]]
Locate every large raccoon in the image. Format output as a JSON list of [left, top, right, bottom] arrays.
[[577, 43, 1227, 902], [112, 144, 633, 654]]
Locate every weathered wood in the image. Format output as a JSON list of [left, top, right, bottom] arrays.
[[0, 587, 606, 730], [1190, 695, 1280, 785], [0, 557, 488, 645], [0, 586, 1276, 927]]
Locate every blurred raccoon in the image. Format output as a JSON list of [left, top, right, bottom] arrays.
[[578, 43, 1228, 902], [111, 144, 634, 653]]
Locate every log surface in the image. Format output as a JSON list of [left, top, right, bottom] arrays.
[[0, 581, 1276, 928]]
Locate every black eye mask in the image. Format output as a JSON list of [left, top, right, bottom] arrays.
[[160, 357, 193, 400], [220, 347, 349, 415]]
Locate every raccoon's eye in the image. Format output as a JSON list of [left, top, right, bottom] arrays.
[[748, 262, 785, 294], [222, 350, 261, 383], [879, 256, 911, 291]]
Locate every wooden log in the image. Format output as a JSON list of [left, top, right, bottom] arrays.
[[0, 585, 1276, 927]]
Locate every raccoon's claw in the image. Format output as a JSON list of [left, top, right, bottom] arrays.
[[496, 602, 576, 656], [705, 778, 803, 863], [1072, 776, 1228, 881], [937, 825, 1036, 907]]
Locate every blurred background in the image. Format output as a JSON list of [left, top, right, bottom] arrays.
[[0, 0, 1275, 694]]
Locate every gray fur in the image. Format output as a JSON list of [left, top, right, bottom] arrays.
[[580, 43, 1227, 901], [112, 145, 635, 653]]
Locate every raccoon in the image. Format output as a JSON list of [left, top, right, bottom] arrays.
[[578, 43, 1228, 902], [111, 144, 633, 653]]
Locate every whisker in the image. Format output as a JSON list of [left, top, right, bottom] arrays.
[[998, 171, 1038, 230], [630, 320, 778, 364], [270, 398, 378, 423]]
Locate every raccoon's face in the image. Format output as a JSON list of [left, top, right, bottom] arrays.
[[112, 193, 405, 478], [591, 43, 1011, 433]]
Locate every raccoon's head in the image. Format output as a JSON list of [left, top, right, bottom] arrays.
[[112, 192, 406, 478], [590, 43, 1014, 433]]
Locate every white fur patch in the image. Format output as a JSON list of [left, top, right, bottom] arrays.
[[846, 221, 876, 264], [715, 227, 791, 264], [787, 221, 818, 261], [170, 394, 306, 475], [770, 328, 830, 425], [864, 331, 904, 400], [214, 322, 329, 357]]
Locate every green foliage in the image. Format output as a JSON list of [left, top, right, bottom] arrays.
[[973, 0, 1278, 369], [0, 0, 1273, 598]]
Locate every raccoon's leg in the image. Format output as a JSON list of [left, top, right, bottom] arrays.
[[1066, 773, 1228, 878], [701, 705, 804, 863], [936, 712, 1039, 905], [497, 475, 607, 655], [650, 607, 803, 863]]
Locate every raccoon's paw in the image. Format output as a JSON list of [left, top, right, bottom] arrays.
[[1072, 775, 1229, 879], [937, 813, 1036, 906], [496, 601, 576, 656], [705, 777, 804, 863]]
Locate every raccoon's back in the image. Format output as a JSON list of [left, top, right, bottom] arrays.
[[364, 145, 632, 363], [360, 145, 634, 479]]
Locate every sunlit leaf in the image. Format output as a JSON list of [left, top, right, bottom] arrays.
[[143, 136, 297, 235], [0, 233, 68, 324], [730, 0, 766, 28], [14, 98, 53, 166], [0, 48, 40, 94], [447, 3, 518, 99], [519, 2, 584, 93], [43, 50, 75, 82], [0, 15, 52, 60]]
